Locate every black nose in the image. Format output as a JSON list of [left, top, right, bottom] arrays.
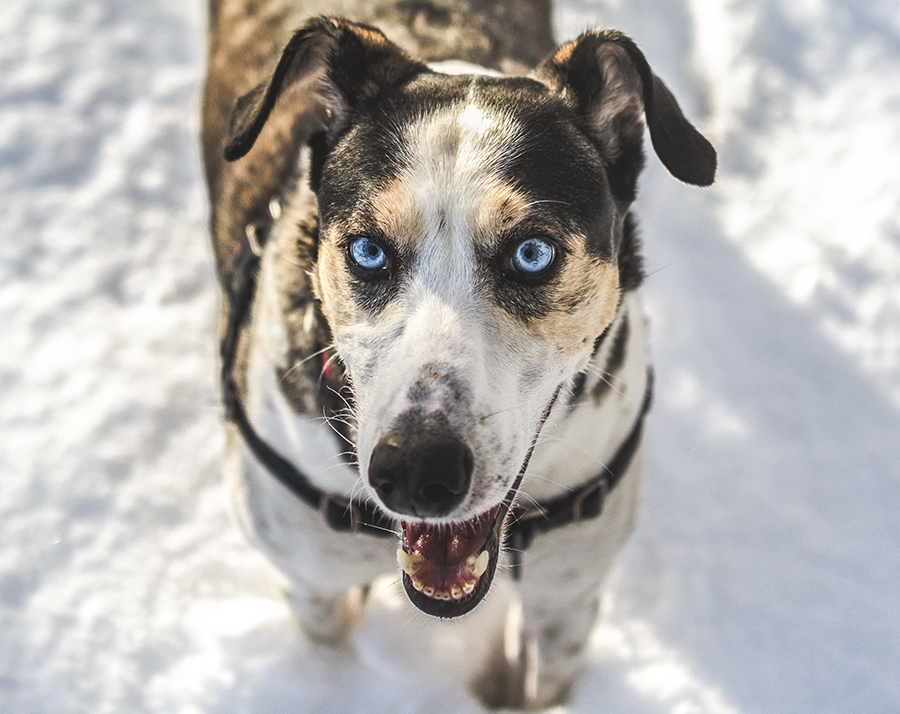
[[368, 421, 473, 518]]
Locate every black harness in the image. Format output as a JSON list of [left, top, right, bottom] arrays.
[[220, 222, 653, 576]]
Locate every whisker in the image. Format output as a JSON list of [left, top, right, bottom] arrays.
[[532, 433, 607, 469], [579, 364, 627, 398], [478, 405, 517, 421], [327, 384, 358, 417], [370, 575, 403, 602], [643, 260, 681, 279], [509, 489, 550, 513], [318, 350, 343, 387], [520, 198, 571, 209], [280, 344, 334, 383], [582, 361, 626, 383], [520, 469, 577, 494], [321, 408, 356, 446], [594, 375, 626, 398]]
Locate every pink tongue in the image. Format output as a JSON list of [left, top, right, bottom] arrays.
[[405, 507, 499, 566]]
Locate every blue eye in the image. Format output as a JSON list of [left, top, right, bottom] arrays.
[[510, 238, 555, 275], [348, 236, 389, 272]]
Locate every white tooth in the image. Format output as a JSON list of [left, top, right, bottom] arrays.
[[466, 551, 489, 578], [397, 549, 425, 576], [423, 585, 435, 597], [412, 578, 424, 591], [440, 590, 451, 601], [450, 585, 463, 600], [462, 580, 475, 595]]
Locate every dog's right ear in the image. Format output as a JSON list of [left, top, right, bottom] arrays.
[[537, 31, 716, 197], [224, 16, 427, 162]]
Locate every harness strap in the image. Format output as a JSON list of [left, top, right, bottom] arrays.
[[221, 238, 396, 538], [220, 227, 653, 563], [505, 371, 653, 579]]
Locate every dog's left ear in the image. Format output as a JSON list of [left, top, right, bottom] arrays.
[[223, 16, 427, 162], [537, 31, 716, 199]]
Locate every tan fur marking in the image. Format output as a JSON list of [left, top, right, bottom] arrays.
[[496, 257, 619, 351], [473, 183, 534, 240], [369, 173, 534, 250], [538, 40, 576, 92], [315, 239, 362, 327], [370, 180, 425, 246], [547, 40, 576, 69]]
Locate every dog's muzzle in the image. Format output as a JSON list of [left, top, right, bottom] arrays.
[[369, 387, 559, 619], [368, 412, 495, 617], [365, 408, 500, 617]]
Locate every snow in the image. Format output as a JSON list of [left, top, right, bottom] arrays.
[[1, 0, 898, 712]]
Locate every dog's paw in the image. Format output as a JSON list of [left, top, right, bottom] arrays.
[[470, 624, 574, 711]]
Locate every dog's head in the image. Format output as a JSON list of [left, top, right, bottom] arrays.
[[225, 17, 715, 618]]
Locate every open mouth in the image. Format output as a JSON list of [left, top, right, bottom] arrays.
[[397, 504, 504, 618]]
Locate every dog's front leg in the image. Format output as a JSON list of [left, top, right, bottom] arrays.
[[280, 577, 369, 646], [515, 588, 602, 709], [470, 587, 600, 710], [513, 459, 644, 708]]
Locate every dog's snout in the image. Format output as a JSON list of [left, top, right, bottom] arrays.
[[368, 426, 473, 518]]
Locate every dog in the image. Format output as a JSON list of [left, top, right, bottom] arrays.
[[202, 1, 715, 708]]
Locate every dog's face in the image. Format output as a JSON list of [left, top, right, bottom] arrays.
[[316, 76, 623, 612], [316, 75, 623, 511], [225, 18, 715, 617]]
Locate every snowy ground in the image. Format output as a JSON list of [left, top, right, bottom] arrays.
[[1, 0, 898, 712]]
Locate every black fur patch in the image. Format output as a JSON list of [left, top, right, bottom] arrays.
[[308, 131, 328, 194], [566, 320, 615, 409], [316, 72, 642, 322], [592, 316, 630, 403], [471, 78, 617, 260], [592, 322, 613, 358], [618, 212, 645, 293], [568, 369, 589, 406]]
